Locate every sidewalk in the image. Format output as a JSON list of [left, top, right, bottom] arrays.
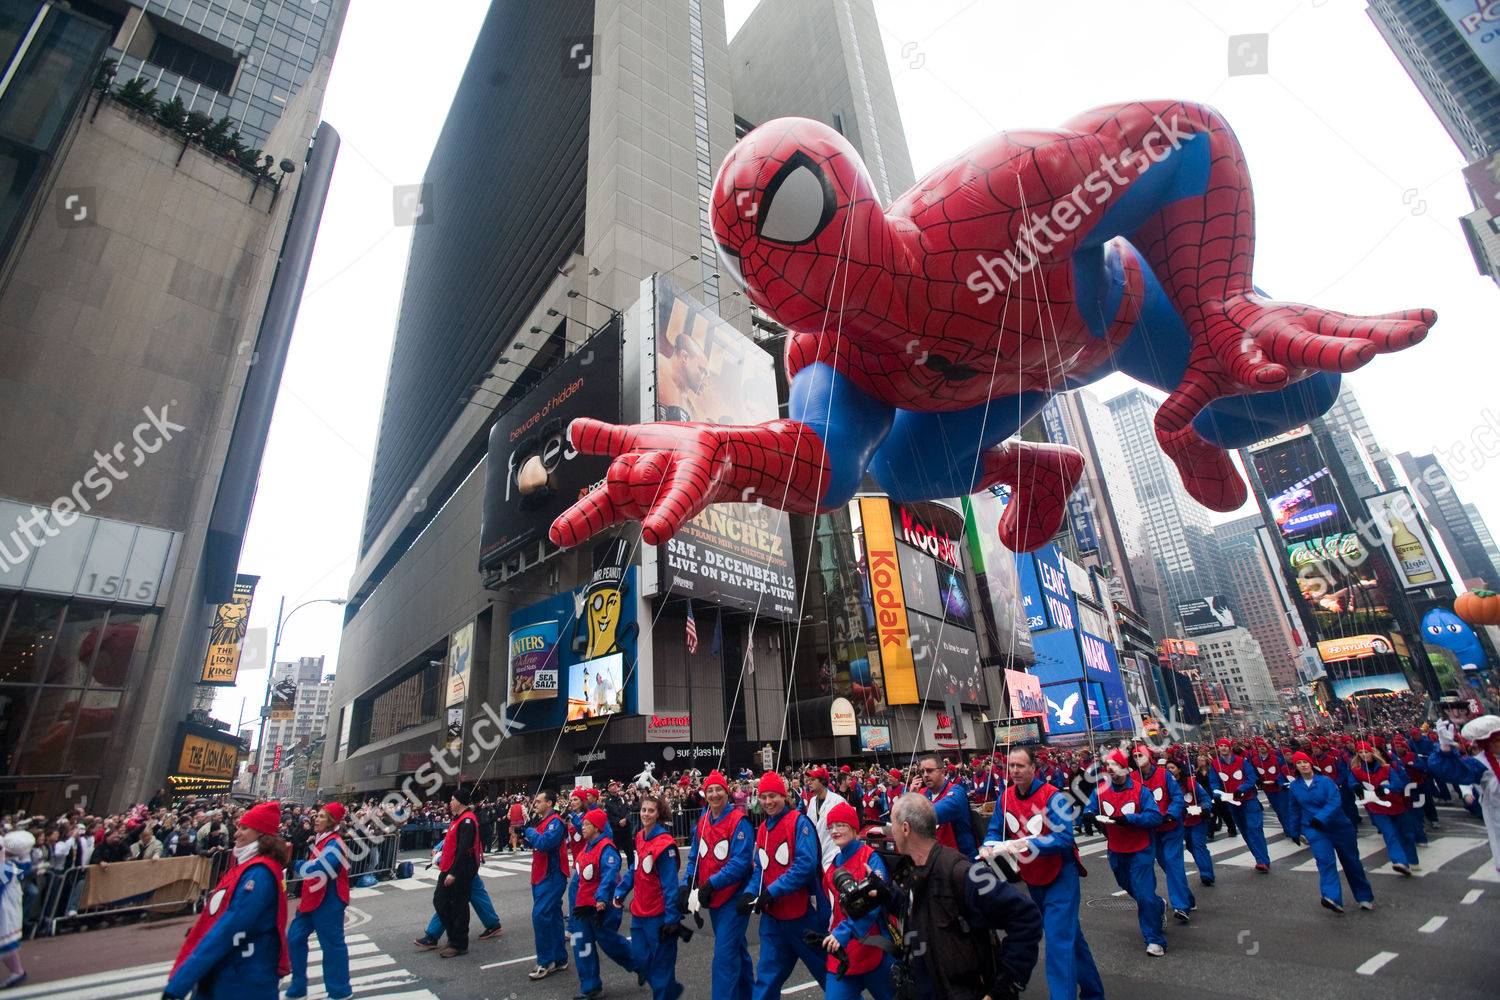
[[17, 912, 197, 987]]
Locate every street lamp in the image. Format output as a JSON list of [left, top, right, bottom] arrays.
[[254, 596, 347, 798]]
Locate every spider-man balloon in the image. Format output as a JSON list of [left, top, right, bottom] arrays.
[[550, 100, 1433, 553]]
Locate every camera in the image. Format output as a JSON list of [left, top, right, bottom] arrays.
[[831, 867, 884, 921]]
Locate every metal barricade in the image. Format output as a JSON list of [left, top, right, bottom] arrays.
[[27, 853, 228, 939]]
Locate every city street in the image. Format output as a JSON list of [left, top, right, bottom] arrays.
[[12, 802, 1495, 1000]]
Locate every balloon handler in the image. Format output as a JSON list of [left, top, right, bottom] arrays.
[[547, 102, 1433, 559], [285, 802, 351, 1000], [569, 807, 637, 1000], [162, 802, 290, 1000]]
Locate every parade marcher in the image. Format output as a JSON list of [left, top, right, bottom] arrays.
[[1133, 744, 1194, 922], [803, 767, 847, 868], [1084, 750, 1167, 956], [1165, 757, 1214, 887], [820, 802, 894, 1000], [163, 802, 290, 999], [1349, 742, 1417, 876], [566, 791, 589, 871], [615, 794, 683, 1000], [286, 803, 351, 1000], [1427, 714, 1500, 876], [414, 865, 504, 948], [1250, 739, 1294, 839], [982, 747, 1103, 1000], [433, 786, 483, 958], [1209, 739, 1271, 872], [916, 753, 976, 857], [682, 770, 754, 1000], [1285, 751, 1373, 913], [742, 771, 827, 999], [885, 793, 1042, 999], [0, 831, 32, 990], [837, 768, 865, 825], [525, 788, 571, 980], [569, 807, 636, 1000]]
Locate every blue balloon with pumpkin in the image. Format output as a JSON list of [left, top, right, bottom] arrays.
[[1422, 607, 1488, 672]]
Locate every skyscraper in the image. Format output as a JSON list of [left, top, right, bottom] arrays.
[[1321, 384, 1398, 492], [1105, 388, 1223, 640], [1367, 1, 1500, 284], [1216, 514, 1302, 693], [1398, 452, 1500, 588]]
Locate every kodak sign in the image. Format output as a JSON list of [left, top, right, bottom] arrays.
[[860, 498, 918, 704]]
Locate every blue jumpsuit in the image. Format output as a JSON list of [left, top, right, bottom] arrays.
[[1141, 765, 1195, 914], [287, 835, 349, 999], [1255, 753, 1294, 837], [1350, 758, 1419, 868], [984, 780, 1104, 1000], [525, 811, 570, 969], [824, 842, 894, 1000], [615, 824, 682, 1000], [682, 806, 754, 1000], [164, 862, 284, 999], [1210, 755, 1270, 867], [569, 834, 635, 994], [750, 807, 828, 999], [1286, 774, 1372, 907], [1180, 778, 1215, 885], [422, 876, 499, 939], [1086, 778, 1165, 949], [922, 780, 977, 857]]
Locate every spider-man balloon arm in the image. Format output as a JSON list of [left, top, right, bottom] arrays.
[[1058, 100, 1431, 437], [547, 416, 837, 549]]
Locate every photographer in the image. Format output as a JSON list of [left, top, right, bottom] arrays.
[[821, 803, 893, 999], [885, 793, 1040, 1000]]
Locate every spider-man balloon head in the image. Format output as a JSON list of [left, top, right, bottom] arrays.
[[711, 117, 885, 326]]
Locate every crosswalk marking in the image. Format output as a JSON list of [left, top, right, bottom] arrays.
[[1220, 836, 1308, 867], [1370, 837, 1484, 878], [1290, 838, 1387, 872], [1356, 951, 1399, 976], [1418, 916, 1447, 933], [1468, 860, 1500, 882]]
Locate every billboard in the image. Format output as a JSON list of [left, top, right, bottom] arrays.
[[200, 574, 259, 684], [508, 619, 561, 702], [1464, 150, 1500, 216], [1317, 634, 1396, 663], [650, 274, 796, 619], [445, 620, 474, 752], [269, 663, 296, 721], [479, 321, 622, 572], [1005, 667, 1047, 724], [906, 611, 985, 706], [1250, 435, 1348, 539], [646, 713, 690, 743], [860, 498, 918, 704], [1365, 488, 1447, 591], [961, 487, 1033, 657], [990, 718, 1045, 746], [175, 730, 239, 781], [506, 541, 641, 729], [1177, 595, 1236, 637], [567, 652, 626, 722], [1439, 0, 1500, 80], [1031, 544, 1078, 631], [1040, 399, 1100, 553], [892, 502, 976, 632], [858, 724, 892, 752]]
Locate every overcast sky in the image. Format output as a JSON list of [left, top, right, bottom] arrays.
[[215, 0, 1498, 722]]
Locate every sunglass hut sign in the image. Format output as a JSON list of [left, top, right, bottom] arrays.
[[899, 506, 960, 566]]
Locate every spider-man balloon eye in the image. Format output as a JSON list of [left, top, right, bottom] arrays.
[[757, 151, 837, 245]]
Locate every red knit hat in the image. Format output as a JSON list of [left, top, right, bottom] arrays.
[[321, 802, 345, 825], [1106, 749, 1130, 769], [807, 766, 830, 783], [583, 808, 609, 833], [888, 769, 901, 780], [1290, 752, 1313, 766], [758, 771, 787, 796], [826, 802, 859, 830], [1216, 738, 1232, 747], [239, 801, 281, 837], [703, 770, 729, 792]]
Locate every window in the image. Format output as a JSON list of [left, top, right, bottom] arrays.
[[146, 19, 238, 92]]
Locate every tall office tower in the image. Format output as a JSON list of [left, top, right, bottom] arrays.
[[255, 655, 330, 796], [1398, 453, 1500, 589], [1216, 515, 1301, 693], [327, 0, 921, 795], [1044, 389, 1147, 613], [1367, 1, 1500, 284], [1322, 384, 1399, 492], [1195, 628, 1280, 716], [0, 0, 344, 812], [1466, 502, 1500, 570], [65, 0, 337, 148], [1105, 388, 1224, 640]]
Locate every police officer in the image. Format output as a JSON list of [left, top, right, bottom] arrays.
[[981, 747, 1102, 1000], [886, 793, 1041, 999], [682, 770, 753, 1000]]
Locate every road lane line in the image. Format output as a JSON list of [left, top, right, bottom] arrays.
[[1356, 951, 1398, 976], [783, 983, 820, 994], [481, 954, 539, 969], [1461, 889, 1483, 904], [1418, 916, 1446, 933]]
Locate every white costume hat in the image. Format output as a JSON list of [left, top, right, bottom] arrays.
[[1460, 714, 1500, 743]]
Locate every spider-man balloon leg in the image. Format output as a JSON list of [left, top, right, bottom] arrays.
[[1061, 99, 1428, 474]]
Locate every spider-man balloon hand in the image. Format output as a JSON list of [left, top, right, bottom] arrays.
[[551, 100, 1433, 553]]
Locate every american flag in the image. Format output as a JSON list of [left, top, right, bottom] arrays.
[[685, 599, 698, 654]]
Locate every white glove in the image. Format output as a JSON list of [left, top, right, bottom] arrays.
[[1186, 805, 1202, 817], [997, 839, 1030, 857], [687, 888, 702, 915], [1436, 719, 1458, 751], [1095, 816, 1114, 825]]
